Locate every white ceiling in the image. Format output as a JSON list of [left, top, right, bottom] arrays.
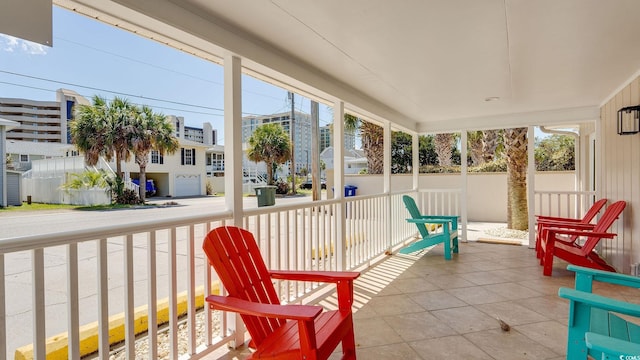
[[54, 0, 640, 133]]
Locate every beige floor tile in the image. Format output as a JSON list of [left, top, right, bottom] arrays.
[[392, 277, 440, 293], [364, 293, 423, 316], [515, 320, 568, 356], [482, 282, 543, 300], [409, 335, 493, 359], [421, 273, 476, 289], [465, 328, 558, 359], [351, 342, 422, 360], [383, 311, 458, 342], [475, 301, 549, 326], [519, 295, 569, 320], [353, 316, 404, 348], [446, 285, 507, 305], [409, 289, 468, 310], [460, 270, 510, 285], [431, 306, 500, 333]]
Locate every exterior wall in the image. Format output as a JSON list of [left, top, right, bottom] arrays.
[[341, 172, 575, 222], [0, 98, 63, 142], [600, 77, 640, 273], [0, 128, 5, 207]]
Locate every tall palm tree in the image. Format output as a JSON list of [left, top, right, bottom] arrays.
[[247, 123, 291, 185], [482, 129, 501, 163], [434, 133, 453, 166], [105, 97, 136, 178], [71, 95, 109, 167], [360, 120, 384, 174], [504, 128, 528, 230], [468, 131, 484, 166], [129, 106, 179, 201]]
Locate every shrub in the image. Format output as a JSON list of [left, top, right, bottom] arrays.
[[116, 189, 143, 205], [205, 180, 213, 195], [275, 180, 289, 194]]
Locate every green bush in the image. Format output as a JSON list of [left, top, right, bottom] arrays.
[[116, 189, 143, 205], [275, 180, 290, 194], [469, 158, 507, 172]]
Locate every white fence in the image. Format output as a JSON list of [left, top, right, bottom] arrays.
[[0, 190, 429, 360]]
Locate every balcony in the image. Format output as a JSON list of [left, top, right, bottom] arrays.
[[0, 190, 616, 360]]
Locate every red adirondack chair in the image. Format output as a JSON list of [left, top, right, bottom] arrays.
[[203, 226, 359, 360], [535, 198, 608, 259], [539, 200, 626, 276]]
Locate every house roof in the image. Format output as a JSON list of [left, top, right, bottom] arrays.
[[178, 138, 210, 148], [6, 140, 74, 156], [53, 1, 640, 133], [0, 118, 20, 131]]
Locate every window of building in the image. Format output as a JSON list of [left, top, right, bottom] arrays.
[[151, 150, 164, 164], [20, 154, 29, 162], [181, 148, 196, 166]]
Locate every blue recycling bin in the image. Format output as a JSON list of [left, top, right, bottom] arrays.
[[344, 185, 358, 197]]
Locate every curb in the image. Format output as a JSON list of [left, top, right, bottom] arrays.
[[14, 282, 220, 360]]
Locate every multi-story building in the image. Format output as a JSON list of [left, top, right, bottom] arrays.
[[242, 111, 312, 175], [168, 115, 218, 146], [320, 125, 356, 153], [0, 89, 88, 143]]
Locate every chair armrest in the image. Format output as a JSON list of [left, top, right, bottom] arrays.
[[420, 215, 459, 221], [568, 265, 640, 289], [540, 222, 597, 230], [585, 332, 640, 357], [269, 270, 360, 283], [558, 288, 640, 318], [547, 228, 616, 239], [407, 218, 453, 225], [205, 295, 322, 321], [536, 215, 581, 222]]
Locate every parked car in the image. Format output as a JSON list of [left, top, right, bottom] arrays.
[[300, 179, 326, 190], [132, 179, 157, 197]]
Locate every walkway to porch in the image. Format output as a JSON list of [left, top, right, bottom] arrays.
[[204, 240, 626, 360]]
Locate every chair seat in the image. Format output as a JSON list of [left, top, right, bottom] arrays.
[[253, 310, 353, 359]]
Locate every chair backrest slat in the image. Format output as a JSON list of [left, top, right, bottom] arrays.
[[403, 195, 431, 239], [582, 198, 608, 223], [203, 226, 286, 346], [582, 201, 626, 254]]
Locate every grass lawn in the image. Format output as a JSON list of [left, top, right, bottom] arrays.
[[0, 202, 160, 212]]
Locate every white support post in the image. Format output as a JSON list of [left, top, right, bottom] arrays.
[[224, 54, 244, 226], [383, 122, 392, 251], [412, 132, 419, 191], [333, 100, 345, 270], [223, 54, 245, 347], [595, 117, 602, 199], [527, 126, 536, 248], [460, 130, 468, 242]]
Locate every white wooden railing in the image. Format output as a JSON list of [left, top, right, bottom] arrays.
[[528, 190, 598, 247], [0, 189, 445, 360]]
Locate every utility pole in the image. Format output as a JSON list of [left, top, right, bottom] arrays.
[[288, 91, 296, 194], [311, 101, 320, 201]]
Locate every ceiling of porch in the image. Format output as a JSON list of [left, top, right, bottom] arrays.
[[53, 0, 640, 133]]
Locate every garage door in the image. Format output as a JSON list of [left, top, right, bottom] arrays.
[[175, 174, 201, 197]]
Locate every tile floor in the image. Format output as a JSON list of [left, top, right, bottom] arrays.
[[204, 240, 635, 359]]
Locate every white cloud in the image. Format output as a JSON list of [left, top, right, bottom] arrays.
[[0, 34, 47, 55]]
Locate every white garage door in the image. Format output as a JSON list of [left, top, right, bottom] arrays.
[[175, 174, 201, 197]]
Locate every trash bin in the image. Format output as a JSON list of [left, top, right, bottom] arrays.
[[344, 185, 358, 197], [255, 186, 276, 207]]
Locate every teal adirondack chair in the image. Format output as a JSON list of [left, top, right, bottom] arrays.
[[558, 265, 640, 359], [400, 195, 459, 259]]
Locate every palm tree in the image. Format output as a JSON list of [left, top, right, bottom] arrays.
[[246, 123, 291, 185], [105, 97, 136, 178], [130, 106, 179, 201], [468, 131, 484, 166], [71, 95, 109, 167], [434, 133, 453, 166], [504, 128, 528, 230], [482, 129, 501, 163], [71, 96, 136, 178]]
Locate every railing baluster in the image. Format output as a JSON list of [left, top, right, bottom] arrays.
[[67, 243, 80, 360], [124, 234, 135, 358], [169, 228, 178, 360], [32, 248, 45, 359], [187, 225, 196, 355], [97, 239, 109, 360], [148, 231, 158, 359]]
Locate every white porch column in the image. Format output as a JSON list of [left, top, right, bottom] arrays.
[[460, 130, 468, 242], [383, 122, 392, 251], [412, 132, 419, 191], [333, 101, 346, 270], [223, 53, 245, 347], [595, 118, 602, 198], [527, 126, 536, 248], [311, 101, 321, 201]]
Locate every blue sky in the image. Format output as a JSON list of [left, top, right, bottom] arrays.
[[0, 7, 334, 144]]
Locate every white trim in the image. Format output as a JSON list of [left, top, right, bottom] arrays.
[[600, 68, 640, 108]]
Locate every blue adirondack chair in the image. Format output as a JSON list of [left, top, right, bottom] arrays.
[[558, 265, 640, 359], [400, 195, 459, 259]]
